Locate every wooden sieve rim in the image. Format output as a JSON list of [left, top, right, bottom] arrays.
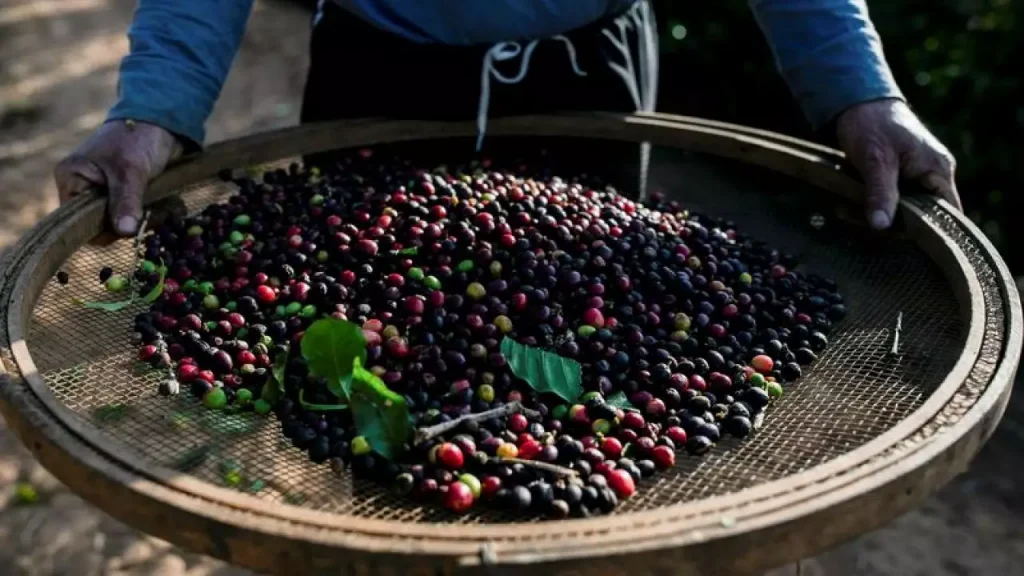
[[1, 113, 1019, 574]]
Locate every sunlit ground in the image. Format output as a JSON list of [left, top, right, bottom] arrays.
[[0, 0, 306, 256], [0, 1, 307, 573]]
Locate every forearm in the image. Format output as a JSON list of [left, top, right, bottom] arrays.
[[107, 0, 255, 148], [748, 0, 903, 130]]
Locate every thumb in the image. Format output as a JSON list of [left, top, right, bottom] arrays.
[[858, 151, 900, 230], [107, 168, 147, 236]]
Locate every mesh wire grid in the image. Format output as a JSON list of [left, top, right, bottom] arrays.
[[22, 142, 969, 527]]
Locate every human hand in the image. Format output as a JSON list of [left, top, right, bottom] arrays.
[[836, 99, 960, 230], [55, 120, 183, 236]]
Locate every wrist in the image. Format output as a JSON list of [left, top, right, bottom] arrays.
[[103, 117, 194, 158], [822, 97, 906, 146]]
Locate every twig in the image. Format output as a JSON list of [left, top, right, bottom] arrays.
[[890, 311, 903, 357], [155, 339, 180, 395], [752, 411, 765, 432], [76, 211, 152, 310], [121, 210, 152, 298], [500, 457, 579, 478], [414, 402, 540, 444], [129, 211, 151, 269]]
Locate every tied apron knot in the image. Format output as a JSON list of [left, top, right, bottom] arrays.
[[476, 35, 587, 152]]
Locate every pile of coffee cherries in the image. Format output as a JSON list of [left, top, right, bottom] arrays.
[[130, 150, 845, 518]]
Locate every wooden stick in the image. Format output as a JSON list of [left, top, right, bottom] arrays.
[[413, 402, 539, 444], [500, 458, 579, 478]]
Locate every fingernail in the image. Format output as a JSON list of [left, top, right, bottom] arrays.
[[869, 210, 891, 230], [116, 216, 138, 235]]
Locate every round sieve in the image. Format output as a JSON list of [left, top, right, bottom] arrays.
[[1, 114, 1019, 576]]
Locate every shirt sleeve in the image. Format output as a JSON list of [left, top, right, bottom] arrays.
[[106, 0, 255, 148], [747, 0, 905, 130]]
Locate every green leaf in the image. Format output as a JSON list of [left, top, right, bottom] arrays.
[[167, 411, 191, 430], [222, 469, 243, 487], [81, 299, 135, 312], [131, 361, 151, 376], [350, 360, 410, 460], [299, 389, 349, 412], [300, 318, 366, 401], [171, 445, 210, 472], [218, 458, 242, 475], [261, 346, 288, 403], [13, 482, 39, 505], [328, 374, 355, 400], [283, 492, 306, 505], [93, 403, 129, 423], [398, 246, 419, 256], [271, 347, 288, 386], [605, 391, 634, 409], [499, 338, 582, 403], [142, 262, 168, 303], [204, 413, 256, 435], [260, 380, 280, 404]]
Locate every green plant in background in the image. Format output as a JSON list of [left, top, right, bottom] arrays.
[[283, 0, 1019, 271], [653, 0, 1022, 272]]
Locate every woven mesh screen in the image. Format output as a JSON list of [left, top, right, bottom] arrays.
[[24, 143, 966, 525]]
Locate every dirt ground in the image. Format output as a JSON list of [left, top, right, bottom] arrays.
[[2, 1, 1024, 575]]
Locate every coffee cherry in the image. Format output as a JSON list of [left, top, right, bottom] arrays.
[[664, 426, 688, 446], [458, 473, 482, 499], [125, 151, 843, 520], [496, 443, 519, 459], [651, 445, 675, 469], [351, 436, 372, 456], [444, 481, 475, 514], [600, 437, 624, 460], [606, 469, 636, 499], [508, 413, 529, 433], [751, 355, 774, 373], [436, 443, 464, 470]]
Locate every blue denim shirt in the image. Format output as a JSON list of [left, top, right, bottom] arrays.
[[107, 0, 904, 147]]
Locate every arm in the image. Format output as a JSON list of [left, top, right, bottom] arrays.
[[747, 0, 903, 130], [748, 0, 958, 230], [107, 0, 255, 148]]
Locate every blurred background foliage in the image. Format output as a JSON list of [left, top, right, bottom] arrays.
[[290, 0, 1021, 271], [652, 0, 1022, 272]]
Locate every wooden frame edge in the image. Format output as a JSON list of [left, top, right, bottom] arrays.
[[0, 114, 1017, 574]]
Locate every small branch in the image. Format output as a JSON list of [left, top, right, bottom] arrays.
[[155, 339, 174, 377], [76, 211, 152, 311], [414, 402, 539, 444], [500, 457, 579, 478], [129, 211, 151, 270], [122, 210, 151, 298]]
